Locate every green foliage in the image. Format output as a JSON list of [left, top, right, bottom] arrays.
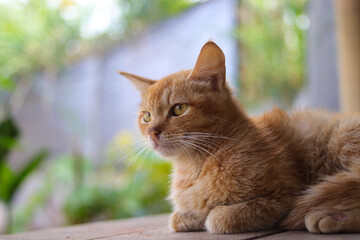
[[0, 116, 49, 232], [0, 117, 19, 161], [64, 186, 120, 224], [12, 154, 89, 232], [0, 0, 85, 114], [12, 132, 171, 229], [0, 0, 83, 78], [6, 151, 49, 203], [117, 0, 196, 34], [237, 0, 309, 108], [0, 139, 48, 204], [0, 75, 15, 92], [12, 176, 55, 232], [63, 135, 172, 224]]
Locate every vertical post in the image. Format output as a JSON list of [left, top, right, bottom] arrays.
[[334, 0, 360, 113]]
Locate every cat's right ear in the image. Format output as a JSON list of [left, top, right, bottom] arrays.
[[118, 71, 156, 93], [188, 41, 226, 91]]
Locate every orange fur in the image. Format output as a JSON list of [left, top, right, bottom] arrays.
[[120, 41, 360, 234]]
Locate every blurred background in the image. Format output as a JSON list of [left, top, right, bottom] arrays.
[[0, 0, 359, 234]]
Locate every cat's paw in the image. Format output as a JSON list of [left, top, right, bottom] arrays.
[[169, 211, 186, 232], [206, 206, 235, 234], [305, 210, 350, 233], [169, 211, 205, 232]]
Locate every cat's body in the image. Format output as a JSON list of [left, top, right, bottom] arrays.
[[120, 42, 360, 234]]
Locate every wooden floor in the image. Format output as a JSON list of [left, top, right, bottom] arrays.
[[1, 214, 359, 240]]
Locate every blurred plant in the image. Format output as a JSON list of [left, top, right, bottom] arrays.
[[0, 0, 84, 113], [0, 0, 83, 76], [12, 132, 171, 229], [0, 116, 49, 233], [12, 153, 89, 232], [237, 0, 309, 108], [63, 131, 171, 224], [117, 0, 196, 35]]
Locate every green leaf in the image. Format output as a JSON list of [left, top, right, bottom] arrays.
[[8, 149, 49, 202], [0, 117, 20, 163], [0, 162, 15, 203], [0, 76, 15, 92]]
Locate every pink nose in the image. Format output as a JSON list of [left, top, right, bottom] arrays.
[[148, 128, 161, 140]]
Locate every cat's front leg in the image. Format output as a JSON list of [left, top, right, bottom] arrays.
[[169, 210, 206, 232], [206, 201, 280, 234]]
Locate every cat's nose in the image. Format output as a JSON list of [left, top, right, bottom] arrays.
[[148, 127, 161, 140]]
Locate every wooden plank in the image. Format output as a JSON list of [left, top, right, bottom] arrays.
[[0, 215, 281, 240], [0, 215, 168, 240], [261, 231, 360, 240], [1, 214, 360, 240], [105, 226, 282, 240]]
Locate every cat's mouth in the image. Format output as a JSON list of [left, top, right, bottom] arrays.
[[148, 137, 176, 156], [149, 137, 172, 150]]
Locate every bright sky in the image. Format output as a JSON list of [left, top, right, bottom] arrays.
[[0, 0, 121, 38], [56, 0, 122, 39], [0, 0, 206, 39], [78, 0, 121, 38]]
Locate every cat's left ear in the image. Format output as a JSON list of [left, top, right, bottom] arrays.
[[118, 71, 156, 93], [188, 41, 226, 90]]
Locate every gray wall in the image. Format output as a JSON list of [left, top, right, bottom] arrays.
[[295, 0, 339, 111], [308, 0, 339, 111]]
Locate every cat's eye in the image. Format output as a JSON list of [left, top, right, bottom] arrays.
[[143, 111, 151, 122], [171, 103, 188, 116]]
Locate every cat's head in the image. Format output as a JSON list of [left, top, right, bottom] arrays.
[[119, 41, 238, 158]]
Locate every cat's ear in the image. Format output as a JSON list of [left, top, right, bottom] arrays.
[[118, 71, 156, 93], [188, 41, 226, 90]]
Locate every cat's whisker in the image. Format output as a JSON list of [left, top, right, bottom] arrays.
[[113, 149, 137, 168], [171, 139, 207, 158], [188, 138, 233, 160], [169, 140, 188, 156], [163, 135, 229, 144], [134, 149, 144, 170], [164, 132, 238, 142], [183, 138, 226, 161], [108, 137, 147, 152], [130, 143, 149, 167], [138, 147, 152, 170], [186, 132, 237, 141], [183, 138, 224, 156], [184, 135, 225, 147], [162, 135, 222, 153], [163, 134, 230, 158], [129, 146, 149, 171], [109, 139, 148, 164], [119, 141, 149, 168], [163, 136, 231, 161], [171, 139, 223, 164], [111, 141, 147, 168]]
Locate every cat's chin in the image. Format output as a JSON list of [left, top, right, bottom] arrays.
[[153, 146, 178, 158], [149, 141, 178, 158]]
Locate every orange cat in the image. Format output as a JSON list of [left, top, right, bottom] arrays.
[[119, 41, 360, 234]]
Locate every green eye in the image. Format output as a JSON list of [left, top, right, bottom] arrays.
[[171, 103, 188, 116], [143, 112, 151, 122]]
